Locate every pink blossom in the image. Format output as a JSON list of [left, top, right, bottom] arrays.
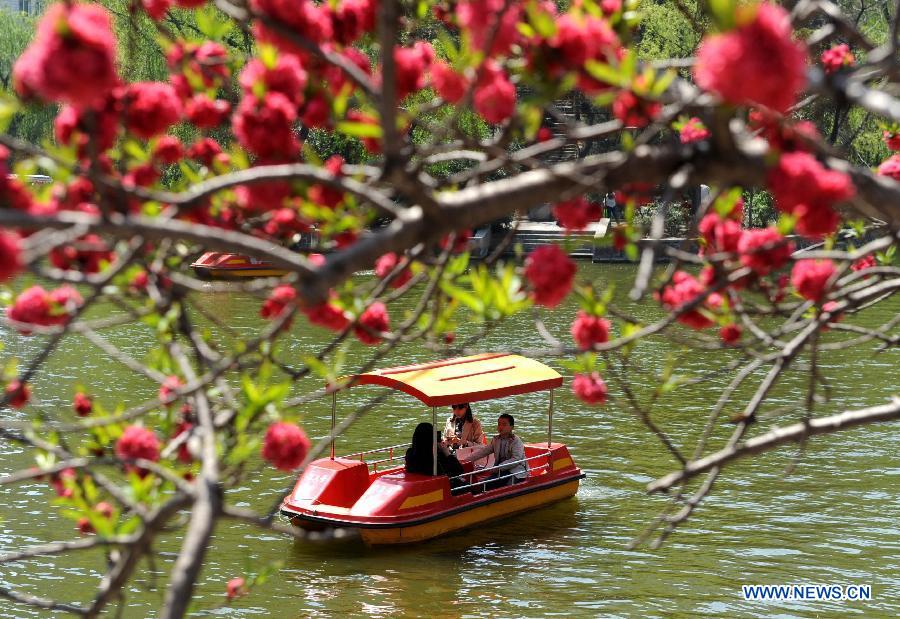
[[821, 44, 854, 74], [572, 372, 607, 405], [694, 3, 806, 113], [524, 245, 577, 308], [791, 259, 836, 302], [571, 311, 611, 350], [262, 422, 310, 471]]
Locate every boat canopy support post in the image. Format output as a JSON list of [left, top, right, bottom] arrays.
[[330, 391, 336, 460], [432, 406, 438, 476], [547, 388, 554, 448]]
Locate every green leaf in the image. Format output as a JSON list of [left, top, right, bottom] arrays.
[[0, 93, 20, 134], [336, 121, 383, 139], [584, 60, 625, 88], [439, 281, 485, 315], [708, 0, 738, 31]]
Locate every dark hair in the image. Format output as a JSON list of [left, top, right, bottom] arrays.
[[499, 413, 514, 427], [451, 403, 473, 423]]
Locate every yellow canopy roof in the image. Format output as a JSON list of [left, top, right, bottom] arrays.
[[348, 353, 563, 406]]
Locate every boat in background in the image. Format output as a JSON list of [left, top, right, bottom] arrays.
[[190, 252, 289, 279], [280, 353, 584, 545]]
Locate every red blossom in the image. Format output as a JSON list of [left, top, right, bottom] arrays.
[[884, 131, 900, 151], [129, 270, 149, 291], [791, 259, 836, 302], [159, 375, 182, 404], [260, 285, 297, 320], [354, 302, 390, 345], [141, 0, 172, 20], [737, 227, 794, 275], [571, 311, 611, 350], [153, 136, 184, 164], [374, 253, 412, 288], [233, 92, 299, 158], [694, 3, 806, 113], [553, 196, 602, 232], [54, 96, 120, 155], [572, 372, 607, 405], [658, 271, 722, 330], [474, 61, 516, 124], [8, 285, 83, 334], [303, 301, 349, 332], [186, 137, 223, 166], [14, 4, 119, 107], [73, 392, 93, 416], [612, 90, 661, 128], [720, 323, 742, 345], [679, 117, 710, 144], [393, 42, 434, 100], [537, 127, 554, 142], [239, 55, 308, 107], [263, 208, 309, 239], [877, 154, 900, 181], [115, 426, 160, 467], [226, 577, 247, 600], [330, 0, 377, 45], [524, 245, 577, 308], [698, 212, 742, 254], [0, 231, 23, 282], [307, 155, 346, 208], [440, 229, 471, 254], [77, 517, 94, 535], [850, 254, 876, 277], [456, 0, 521, 56], [301, 93, 331, 128], [749, 111, 821, 153], [50, 468, 77, 498], [95, 501, 114, 518], [185, 95, 231, 129], [5, 380, 30, 408], [768, 152, 854, 237], [821, 44, 854, 74], [121, 82, 183, 139], [252, 0, 333, 53], [262, 422, 311, 471], [431, 61, 468, 103]]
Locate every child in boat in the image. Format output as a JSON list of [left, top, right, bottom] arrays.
[[441, 403, 486, 449], [405, 422, 464, 483], [466, 414, 528, 491]]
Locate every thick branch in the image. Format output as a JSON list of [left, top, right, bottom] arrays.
[[648, 397, 900, 493]]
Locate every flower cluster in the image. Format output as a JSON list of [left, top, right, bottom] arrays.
[[768, 152, 855, 237], [821, 44, 854, 74], [262, 422, 311, 471], [524, 245, 577, 308], [8, 285, 84, 334], [553, 197, 601, 232], [694, 3, 806, 113]]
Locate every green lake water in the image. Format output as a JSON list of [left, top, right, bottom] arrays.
[[0, 263, 898, 618]]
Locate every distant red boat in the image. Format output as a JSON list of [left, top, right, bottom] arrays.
[[190, 252, 289, 279], [280, 353, 584, 545]]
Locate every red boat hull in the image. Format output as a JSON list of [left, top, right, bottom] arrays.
[[280, 443, 583, 545]]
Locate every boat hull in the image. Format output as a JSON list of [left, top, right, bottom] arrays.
[[280, 443, 583, 545], [190, 252, 289, 279], [359, 478, 579, 545]]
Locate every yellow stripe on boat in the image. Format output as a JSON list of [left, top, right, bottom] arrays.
[[552, 457, 573, 471], [361, 479, 579, 545], [399, 489, 444, 510]]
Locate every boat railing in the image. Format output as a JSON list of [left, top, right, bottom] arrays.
[[340, 443, 408, 473], [449, 450, 552, 493]]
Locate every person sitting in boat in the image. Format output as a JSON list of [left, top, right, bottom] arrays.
[[405, 422, 465, 485], [465, 414, 528, 491], [441, 403, 486, 449]]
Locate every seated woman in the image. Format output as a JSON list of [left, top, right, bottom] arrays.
[[441, 403, 485, 449], [405, 422, 464, 486]]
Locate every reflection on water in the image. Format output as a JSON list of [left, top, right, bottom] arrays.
[[0, 264, 898, 618]]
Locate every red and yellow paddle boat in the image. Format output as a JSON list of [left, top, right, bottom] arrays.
[[280, 353, 584, 545], [190, 252, 290, 279]]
